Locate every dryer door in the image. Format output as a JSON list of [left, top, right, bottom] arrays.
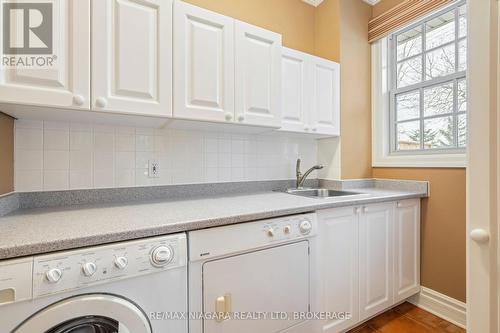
[[13, 294, 151, 333], [203, 241, 310, 333]]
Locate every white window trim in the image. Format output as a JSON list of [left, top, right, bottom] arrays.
[[371, 38, 467, 168]]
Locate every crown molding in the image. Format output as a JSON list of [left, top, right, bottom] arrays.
[[302, 0, 324, 7], [363, 0, 381, 5]]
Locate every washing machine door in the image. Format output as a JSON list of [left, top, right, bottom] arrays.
[[13, 294, 151, 333]]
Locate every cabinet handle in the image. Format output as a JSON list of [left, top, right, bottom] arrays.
[[397, 202, 402, 208], [304, 126, 310, 131], [470, 229, 490, 244], [312, 127, 317, 132], [73, 95, 85, 106], [354, 207, 361, 214], [95, 97, 108, 108], [363, 206, 368, 213], [225, 112, 233, 121], [215, 293, 232, 323], [237, 114, 245, 122]]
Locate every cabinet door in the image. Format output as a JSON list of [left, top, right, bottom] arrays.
[[317, 207, 359, 333], [0, 0, 90, 109], [359, 202, 394, 321], [235, 21, 281, 128], [394, 199, 421, 303], [280, 47, 311, 133], [173, 1, 234, 122], [311, 57, 340, 136], [92, 0, 172, 117]]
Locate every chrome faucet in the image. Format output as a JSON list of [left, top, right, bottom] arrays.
[[296, 159, 324, 189]]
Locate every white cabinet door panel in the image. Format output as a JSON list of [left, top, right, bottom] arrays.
[[174, 1, 234, 122], [394, 199, 421, 302], [280, 47, 310, 133], [318, 207, 360, 333], [235, 21, 281, 127], [311, 57, 340, 136], [359, 202, 394, 321], [0, 0, 90, 109], [93, 0, 172, 116]]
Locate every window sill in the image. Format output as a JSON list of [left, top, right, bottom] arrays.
[[372, 153, 466, 168]]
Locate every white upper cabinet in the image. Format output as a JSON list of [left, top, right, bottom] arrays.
[[394, 199, 421, 303], [311, 56, 340, 136], [0, 0, 90, 109], [235, 21, 281, 127], [173, 1, 234, 123], [318, 207, 360, 333], [280, 47, 311, 133], [92, 0, 172, 117], [359, 202, 394, 321], [279, 49, 340, 136]]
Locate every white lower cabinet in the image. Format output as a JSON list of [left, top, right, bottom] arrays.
[[317, 206, 359, 333], [318, 199, 420, 332], [359, 202, 394, 321], [393, 199, 421, 303]]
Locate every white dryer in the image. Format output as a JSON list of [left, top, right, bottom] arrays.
[[0, 233, 188, 333]]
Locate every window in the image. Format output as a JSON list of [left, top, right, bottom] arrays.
[[389, 2, 467, 154]]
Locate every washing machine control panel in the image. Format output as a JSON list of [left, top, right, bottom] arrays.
[[32, 233, 187, 297]]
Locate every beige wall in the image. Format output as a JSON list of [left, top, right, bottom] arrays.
[[0, 113, 14, 195], [338, 0, 372, 179], [314, 0, 341, 62]]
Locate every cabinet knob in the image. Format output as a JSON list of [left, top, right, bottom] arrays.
[[312, 127, 317, 132], [73, 95, 85, 106], [354, 207, 361, 214], [363, 206, 368, 213], [225, 112, 233, 121], [237, 114, 245, 122], [95, 97, 108, 108], [397, 202, 402, 208], [304, 126, 309, 131], [470, 229, 490, 244]]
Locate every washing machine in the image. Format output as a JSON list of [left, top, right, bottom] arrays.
[[0, 233, 187, 333]]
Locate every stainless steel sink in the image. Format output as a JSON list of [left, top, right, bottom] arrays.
[[285, 188, 362, 198]]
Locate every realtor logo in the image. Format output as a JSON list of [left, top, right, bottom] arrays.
[[2, 2, 56, 68]]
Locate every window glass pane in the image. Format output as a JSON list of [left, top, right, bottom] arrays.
[[459, 5, 467, 38], [458, 78, 467, 112], [397, 26, 422, 60], [397, 121, 421, 150], [458, 113, 467, 147], [424, 82, 454, 117], [425, 44, 455, 80], [426, 11, 455, 50], [397, 57, 422, 88], [396, 90, 420, 121], [458, 39, 467, 71], [424, 116, 454, 149]]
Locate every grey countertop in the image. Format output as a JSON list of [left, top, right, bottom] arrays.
[[0, 187, 426, 260]]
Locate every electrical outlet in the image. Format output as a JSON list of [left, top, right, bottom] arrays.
[[148, 160, 160, 178]]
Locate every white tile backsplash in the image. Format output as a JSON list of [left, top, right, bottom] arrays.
[[14, 120, 319, 191]]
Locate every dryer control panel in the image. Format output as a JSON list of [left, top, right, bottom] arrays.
[[188, 213, 317, 261], [31, 233, 187, 297]]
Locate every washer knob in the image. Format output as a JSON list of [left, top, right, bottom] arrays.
[[283, 225, 291, 234], [114, 256, 128, 270], [299, 220, 312, 235], [151, 246, 173, 267], [267, 227, 275, 237], [46, 268, 63, 283], [82, 262, 97, 277]]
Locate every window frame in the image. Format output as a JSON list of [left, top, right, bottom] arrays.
[[388, 0, 467, 155], [372, 1, 467, 168]]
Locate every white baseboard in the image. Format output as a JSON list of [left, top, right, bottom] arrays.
[[408, 287, 467, 329]]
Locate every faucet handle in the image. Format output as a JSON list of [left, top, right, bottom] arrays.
[[296, 159, 301, 172]]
